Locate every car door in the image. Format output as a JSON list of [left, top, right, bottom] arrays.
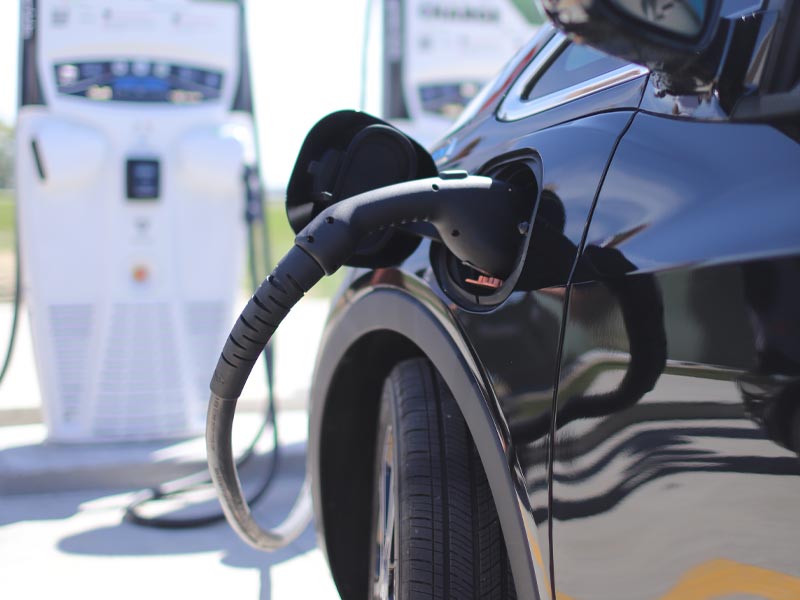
[[434, 26, 648, 592], [550, 95, 800, 597]]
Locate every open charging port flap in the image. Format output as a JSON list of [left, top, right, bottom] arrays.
[[432, 153, 543, 310]]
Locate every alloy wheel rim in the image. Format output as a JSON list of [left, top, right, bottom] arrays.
[[373, 424, 396, 600]]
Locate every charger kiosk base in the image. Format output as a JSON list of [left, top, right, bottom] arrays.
[[16, 0, 254, 442]]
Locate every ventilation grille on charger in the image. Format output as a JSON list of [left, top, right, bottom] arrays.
[[49, 304, 93, 426], [93, 302, 185, 439], [184, 301, 227, 408]]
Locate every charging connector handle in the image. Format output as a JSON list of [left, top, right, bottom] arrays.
[[295, 173, 520, 277], [208, 174, 521, 551], [211, 174, 518, 401]]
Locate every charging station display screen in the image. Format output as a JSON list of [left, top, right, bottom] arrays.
[[54, 61, 224, 103], [127, 159, 160, 200]]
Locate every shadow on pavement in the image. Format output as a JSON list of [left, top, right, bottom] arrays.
[[52, 450, 317, 600], [0, 487, 112, 527], [0, 436, 208, 497]]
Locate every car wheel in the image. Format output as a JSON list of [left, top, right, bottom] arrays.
[[369, 358, 516, 599]]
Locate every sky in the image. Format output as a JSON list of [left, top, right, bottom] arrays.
[[0, 1, 368, 190]]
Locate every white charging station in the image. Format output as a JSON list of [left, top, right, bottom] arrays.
[[16, 0, 256, 441]]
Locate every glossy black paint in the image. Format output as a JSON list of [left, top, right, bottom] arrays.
[[582, 115, 800, 273], [550, 112, 800, 598], [552, 261, 800, 599], [441, 109, 642, 588], [307, 28, 800, 600]]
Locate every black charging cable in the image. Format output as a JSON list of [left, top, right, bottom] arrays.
[[0, 231, 21, 388], [0, 198, 22, 394], [207, 173, 525, 550], [125, 166, 281, 529]]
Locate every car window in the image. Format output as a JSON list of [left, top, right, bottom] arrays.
[[441, 25, 557, 139], [525, 43, 629, 102]]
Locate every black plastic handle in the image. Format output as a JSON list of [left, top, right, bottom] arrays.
[[210, 245, 324, 400], [295, 174, 523, 278]]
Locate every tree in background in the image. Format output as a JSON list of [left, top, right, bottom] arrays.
[[0, 121, 14, 189]]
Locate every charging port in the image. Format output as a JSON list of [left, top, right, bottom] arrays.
[[432, 154, 541, 310]]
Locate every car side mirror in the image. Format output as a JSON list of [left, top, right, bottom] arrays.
[[607, 0, 711, 38], [542, 0, 724, 93]]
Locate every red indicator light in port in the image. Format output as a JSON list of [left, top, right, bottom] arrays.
[[465, 275, 503, 289]]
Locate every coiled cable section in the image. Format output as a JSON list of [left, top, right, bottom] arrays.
[[207, 245, 323, 549]]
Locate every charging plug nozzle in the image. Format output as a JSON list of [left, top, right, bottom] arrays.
[[294, 172, 523, 278], [208, 171, 524, 551]]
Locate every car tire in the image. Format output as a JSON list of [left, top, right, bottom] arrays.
[[369, 358, 516, 599]]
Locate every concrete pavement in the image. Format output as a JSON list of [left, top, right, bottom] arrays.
[[0, 297, 341, 599], [0, 414, 341, 600], [0, 456, 341, 599]]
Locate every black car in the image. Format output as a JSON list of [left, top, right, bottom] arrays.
[[208, 0, 800, 598]]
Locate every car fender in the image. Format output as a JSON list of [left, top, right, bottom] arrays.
[[308, 272, 548, 600]]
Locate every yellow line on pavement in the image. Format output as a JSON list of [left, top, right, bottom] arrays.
[[660, 558, 800, 600]]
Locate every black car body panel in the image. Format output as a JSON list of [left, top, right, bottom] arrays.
[[439, 108, 644, 586], [551, 114, 800, 598], [308, 23, 800, 600]]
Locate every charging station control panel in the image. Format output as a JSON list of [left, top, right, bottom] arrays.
[[54, 60, 224, 103]]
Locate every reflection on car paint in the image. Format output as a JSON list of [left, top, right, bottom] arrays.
[[548, 110, 800, 598], [447, 108, 643, 585], [552, 264, 800, 598], [660, 558, 800, 599]]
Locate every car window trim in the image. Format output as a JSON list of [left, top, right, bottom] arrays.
[[497, 34, 649, 122]]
